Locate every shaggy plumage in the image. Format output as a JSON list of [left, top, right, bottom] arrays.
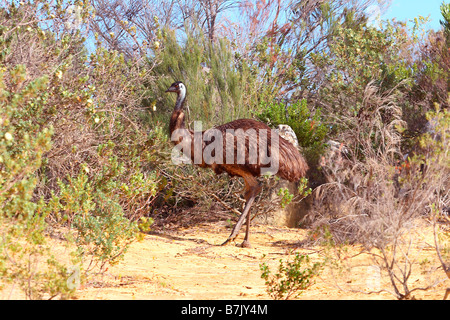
[[166, 81, 308, 247]]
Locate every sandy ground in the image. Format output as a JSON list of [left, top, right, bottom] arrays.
[[72, 222, 449, 300], [2, 220, 449, 300]]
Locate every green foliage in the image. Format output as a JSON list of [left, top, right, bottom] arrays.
[[441, 2, 450, 46], [53, 168, 155, 273], [0, 68, 52, 217], [0, 218, 77, 299], [72, 198, 140, 273], [313, 19, 414, 123], [257, 99, 328, 165], [0, 61, 75, 299], [260, 252, 323, 300], [419, 107, 450, 165], [297, 177, 312, 197], [250, 36, 300, 102], [274, 178, 312, 209], [277, 187, 293, 209], [0, 0, 158, 298]]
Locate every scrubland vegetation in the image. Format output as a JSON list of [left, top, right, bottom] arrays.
[[0, 0, 448, 299]]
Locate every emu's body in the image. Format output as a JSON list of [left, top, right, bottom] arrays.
[[166, 81, 308, 247]]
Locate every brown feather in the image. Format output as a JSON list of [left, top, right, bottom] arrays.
[[170, 113, 308, 182], [166, 81, 308, 247]]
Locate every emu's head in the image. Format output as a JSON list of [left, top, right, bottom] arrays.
[[165, 81, 186, 96], [166, 81, 186, 110]]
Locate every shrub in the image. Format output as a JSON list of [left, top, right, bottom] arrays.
[[257, 99, 328, 167], [260, 252, 322, 300], [54, 170, 154, 274], [0, 60, 75, 299], [0, 0, 158, 298], [72, 199, 141, 273], [310, 92, 449, 299]]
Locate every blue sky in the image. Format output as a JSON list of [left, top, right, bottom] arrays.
[[382, 0, 445, 30]]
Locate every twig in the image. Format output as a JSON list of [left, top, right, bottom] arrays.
[[208, 192, 242, 217]]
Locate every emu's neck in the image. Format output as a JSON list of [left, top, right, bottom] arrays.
[[174, 89, 186, 111], [169, 92, 186, 137], [169, 110, 185, 137]]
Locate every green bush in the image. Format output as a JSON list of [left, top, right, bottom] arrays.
[[54, 168, 155, 273], [72, 195, 141, 273], [257, 99, 328, 166], [0, 0, 158, 298], [0, 60, 75, 299], [260, 252, 323, 300]]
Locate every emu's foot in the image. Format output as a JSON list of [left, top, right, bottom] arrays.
[[240, 240, 252, 248], [221, 238, 233, 246], [221, 233, 240, 246]]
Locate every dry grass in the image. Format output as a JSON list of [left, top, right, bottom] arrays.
[[306, 82, 450, 299]]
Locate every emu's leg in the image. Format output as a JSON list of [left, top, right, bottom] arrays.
[[221, 195, 255, 246], [221, 174, 261, 247], [241, 204, 253, 248]]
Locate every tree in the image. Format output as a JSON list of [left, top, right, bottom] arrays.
[[90, 0, 160, 57], [149, 26, 258, 128], [441, 1, 450, 46]]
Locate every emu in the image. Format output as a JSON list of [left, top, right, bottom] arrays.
[[166, 81, 308, 248]]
